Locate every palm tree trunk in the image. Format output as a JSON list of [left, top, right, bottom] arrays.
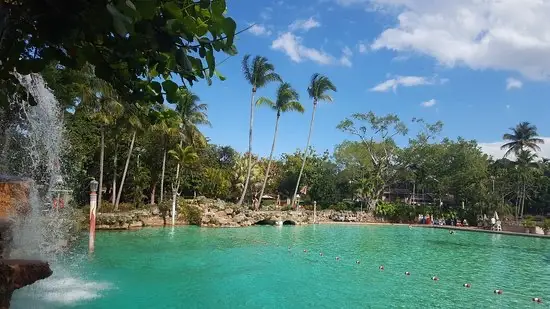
[[258, 112, 281, 207], [238, 88, 256, 206], [160, 148, 167, 203], [150, 182, 156, 205], [172, 164, 181, 226], [98, 126, 105, 211], [292, 101, 317, 207], [111, 143, 117, 204], [115, 130, 136, 210], [172, 139, 183, 226], [520, 180, 526, 219]]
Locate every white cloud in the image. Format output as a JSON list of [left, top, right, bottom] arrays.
[[358, 43, 368, 53], [271, 32, 332, 64], [479, 138, 550, 160], [289, 17, 321, 32], [362, 0, 550, 80], [370, 75, 446, 92], [420, 99, 436, 107], [506, 77, 523, 90], [248, 24, 272, 36], [272, 32, 350, 67]]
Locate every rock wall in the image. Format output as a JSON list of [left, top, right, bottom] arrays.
[[89, 198, 388, 230]]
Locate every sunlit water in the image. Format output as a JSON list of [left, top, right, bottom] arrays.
[[12, 225, 550, 308]]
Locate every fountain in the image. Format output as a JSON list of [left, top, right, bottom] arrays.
[[0, 73, 73, 307]]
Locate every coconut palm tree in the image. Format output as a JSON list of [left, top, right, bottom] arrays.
[[78, 66, 123, 210], [291, 73, 337, 207], [168, 144, 198, 225], [151, 106, 181, 204], [115, 103, 149, 210], [255, 82, 304, 207], [501, 122, 544, 157], [239, 55, 282, 206], [175, 89, 210, 147], [514, 149, 539, 219]]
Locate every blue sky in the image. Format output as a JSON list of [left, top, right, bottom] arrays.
[[189, 0, 550, 159]]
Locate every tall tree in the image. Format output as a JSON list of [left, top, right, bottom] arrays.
[[175, 89, 210, 147], [292, 73, 336, 207], [150, 106, 181, 204], [115, 103, 148, 210], [78, 67, 123, 210], [501, 122, 544, 157], [255, 82, 304, 207], [337, 112, 408, 210], [169, 144, 198, 225], [238, 55, 282, 206]]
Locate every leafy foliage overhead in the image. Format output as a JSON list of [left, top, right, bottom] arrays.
[[0, 0, 237, 106]]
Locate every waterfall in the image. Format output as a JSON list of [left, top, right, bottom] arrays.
[[7, 73, 110, 307]]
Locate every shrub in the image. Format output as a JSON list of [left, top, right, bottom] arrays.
[[522, 216, 536, 228], [178, 199, 203, 226], [330, 202, 349, 211], [542, 218, 550, 232]]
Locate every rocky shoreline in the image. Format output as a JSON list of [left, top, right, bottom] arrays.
[[85, 198, 384, 230]]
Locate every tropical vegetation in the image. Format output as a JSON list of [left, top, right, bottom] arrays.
[[0, 1, 549, 226]]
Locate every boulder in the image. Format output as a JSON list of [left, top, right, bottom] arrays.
[[0, 259, 53, 308], [150, 206, 160, 216]]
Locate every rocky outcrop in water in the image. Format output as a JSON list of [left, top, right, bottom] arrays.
[[0, 259, 53, 309]]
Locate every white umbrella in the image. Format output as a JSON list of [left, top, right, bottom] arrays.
[[494, 211, 499, 221]]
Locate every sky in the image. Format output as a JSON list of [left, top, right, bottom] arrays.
[[189, 0, 550, 160]]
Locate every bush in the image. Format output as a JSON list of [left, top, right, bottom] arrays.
[[178, 199, 203, 226], [330, 202, 350, 211], [522, 216, 536, 228], [542, 218, 550, 232]]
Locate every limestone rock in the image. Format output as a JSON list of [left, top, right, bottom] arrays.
[[0, 259, 53, 308]]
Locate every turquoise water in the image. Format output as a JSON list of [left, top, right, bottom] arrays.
[[12, 225, 550, 308]]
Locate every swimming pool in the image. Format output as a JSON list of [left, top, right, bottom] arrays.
[[12, 225, 550, 308]]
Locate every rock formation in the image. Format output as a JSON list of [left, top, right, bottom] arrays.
[[0, 259, 53, 309]]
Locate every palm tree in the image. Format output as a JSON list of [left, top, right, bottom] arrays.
[[151, 106, 181, 204], [515, 149, 539, 219], [501, 122, 544, 157], [115, 103, 148, 210], [291, 73, 336, 207], [256, 82, 304, 207], [78, 66, 123, 210], [239, 55, 282, 206], [175, 89, 210, 147], [168, 144, 198, 225]]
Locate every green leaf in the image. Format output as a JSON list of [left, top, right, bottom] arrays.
[[199, 47, 206, 58], [206, 48, 215, 77], [150, 81, 162, 95], [176, 50, 193, 72], [211, 0, 226, 17], [125, 0, 136, 10], [214, 70, 226, 81], [225, 44, 238, 56], [205, 73, 212, 86], [162, 80, 178, 95], [181, 16, 197, 34], [195, 18, 208, 36], [113, 17, 128, 36], [198, 37, 211, 44], [222, 17, 237, 47], [134, 0, 157, 19], [164, 1, 183, 19]]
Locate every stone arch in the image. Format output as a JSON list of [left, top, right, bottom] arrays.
[[282, 220, 296, 225], [254, 219, 277, 226]]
